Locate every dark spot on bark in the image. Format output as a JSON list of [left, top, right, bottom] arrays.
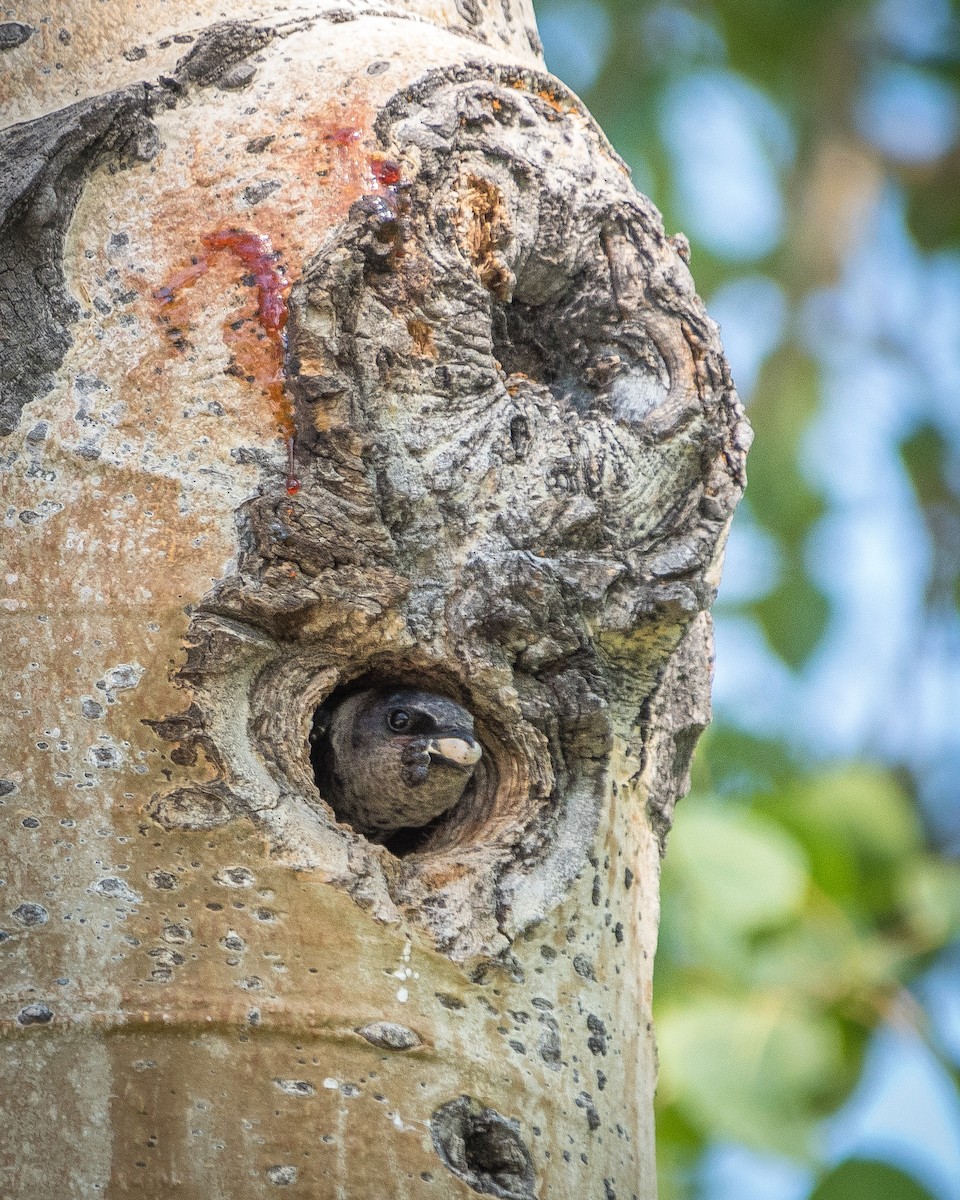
[[623, 867, 633, 889], [246, 135, 275, 153], [218, 62, 257, 90], [243, 179, 281, 205], [604, 1181, 616, 1200], [149, 785, 234, 831], [454, 0, 482, 26], [575, 1092, 601, 1131], [91, 877, 140, 902], [174, 20, 274, 87], [367, 60, 391, 75], [614, 922, 623, 943], [586, 1013, 607, 1056], [0, 780, 16, 797], [17, 1003, 53, 1026], [0, 22, 33, 50], [573, 954, 595, 981], [21, 817, 40, 828], [436, 993, 465, 1010], [537, 1013, 561, 1069], [148, 871, 176, 890], [272, 1079, 314, 1097], [12, 902, 48, 926], [509, 415, 530, 456], [356, 1021, 421, 1050], [432, 1096, 537, 1198], [123, 46, 147, 62]]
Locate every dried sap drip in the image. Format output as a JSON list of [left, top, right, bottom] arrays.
[[366, 157, 407, 266], [156, 228, 301, 495], [201, 228, 288, 341], [369, 157, 402, 188]]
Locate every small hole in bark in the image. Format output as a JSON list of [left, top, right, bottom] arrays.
[[509, 415, 530, 456], [431, 1096, 536, 1198], [309, 672, 493, 858]]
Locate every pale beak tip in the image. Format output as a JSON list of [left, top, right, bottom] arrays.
[[429, 736, 482, 767]]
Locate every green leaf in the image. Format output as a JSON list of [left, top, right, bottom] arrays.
[[901, 424, 953, 510], [757, 766, 925, 916], [897, 858, 960, 948], [748, 555, 830, 668], [809, 1158, 937, 1200], [656, 993, 843, 1155], [746, 908, 904, 1000], [744, 349, 825, 552], [663, 795, 809, 938], [899, 423, 960, 612], [906, 160, 960, 251], [690, 724, 797, 796], [734, 345, 832, 667]]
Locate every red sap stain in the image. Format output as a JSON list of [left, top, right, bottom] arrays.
[[366, 157, 407, 253], [324, 126, 362, 145], [155, 228, 300, 495], [369, 157, 401, 187]]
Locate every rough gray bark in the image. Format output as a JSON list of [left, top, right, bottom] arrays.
[[0, 3, 748, 1197]]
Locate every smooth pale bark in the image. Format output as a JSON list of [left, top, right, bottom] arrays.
[[0, 3, 748, 1197]]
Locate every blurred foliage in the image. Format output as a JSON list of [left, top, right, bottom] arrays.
[[657, 746, 960, 1194], [810, 1158, 939, 1200], [535, 0, 960, 1197], [901, 423, 960, 610]]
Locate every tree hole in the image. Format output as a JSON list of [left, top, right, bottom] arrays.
[[431, 1096, 537, 1199]]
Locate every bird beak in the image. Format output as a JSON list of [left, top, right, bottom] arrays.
[[425, 735, 482, 768]]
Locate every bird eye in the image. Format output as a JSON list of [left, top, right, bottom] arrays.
[[388, 709, 411, 731]]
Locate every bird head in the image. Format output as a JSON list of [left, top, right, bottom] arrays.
[[316, 687, 482, 840]]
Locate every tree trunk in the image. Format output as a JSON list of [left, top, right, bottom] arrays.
[[0, 3, 748, 1197]]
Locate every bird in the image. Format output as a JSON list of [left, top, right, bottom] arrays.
[[313, 688, 482, 842]]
